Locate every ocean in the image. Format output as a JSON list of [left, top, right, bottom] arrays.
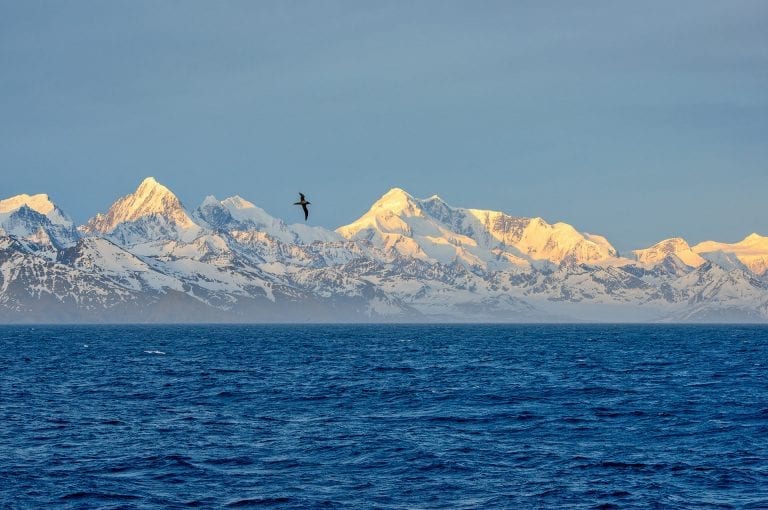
[[1, 324, 766, 508]]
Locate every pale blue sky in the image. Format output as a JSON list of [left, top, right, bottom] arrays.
[[1, 1, 766, 251]]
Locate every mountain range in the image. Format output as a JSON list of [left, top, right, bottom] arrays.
[[1, 177, 767, 323]]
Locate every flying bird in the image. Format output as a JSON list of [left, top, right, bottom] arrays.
[[294, 192, 310, 221]]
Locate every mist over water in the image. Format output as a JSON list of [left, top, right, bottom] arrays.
[[1, 324, 767, 508]]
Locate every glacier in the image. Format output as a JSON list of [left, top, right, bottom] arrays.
[[1, 177, 767, 323]]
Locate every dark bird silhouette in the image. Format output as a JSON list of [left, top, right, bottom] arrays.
[[294, 192, 310, 221]]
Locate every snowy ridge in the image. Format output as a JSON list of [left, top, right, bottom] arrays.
[[692, 233, 768, 276], [336, 188, 618, 269], [632, 238, 706, 268], [196, 195, 341, 245], [1, 177, 767, 322]]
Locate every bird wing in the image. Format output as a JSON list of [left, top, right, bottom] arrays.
[[301, 203, 309, 220], [299, 193, 306, 201]]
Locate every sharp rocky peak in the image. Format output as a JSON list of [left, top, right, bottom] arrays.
[[132, 177, 182, 207], [82, 176, 198, 236]]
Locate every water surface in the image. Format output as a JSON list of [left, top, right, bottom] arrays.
[[1, 324, 766, 508]]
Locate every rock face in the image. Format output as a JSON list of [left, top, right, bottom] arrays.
[[1, 178, 767, 323]]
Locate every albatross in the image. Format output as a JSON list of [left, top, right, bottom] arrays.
[[294, 192, 311, 221]]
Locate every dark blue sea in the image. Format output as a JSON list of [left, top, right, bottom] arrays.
[[1, 325, 767, 509]]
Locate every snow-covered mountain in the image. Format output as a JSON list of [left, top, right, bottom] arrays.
[[630, 234, 768, 277], [81, 177, 203, 244], [1, 177, 767, 323], [195, 195, 341, 244], [0, 193, 79, 250], [632, 237, 706, 268], [336, 188, 618, 270], [693, 233, 768, 276]]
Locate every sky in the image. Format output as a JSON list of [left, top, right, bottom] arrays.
[[1, 1, 766, 252]]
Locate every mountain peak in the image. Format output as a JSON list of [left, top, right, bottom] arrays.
[[113, 176, 186, 217], [0, 193, 55, 216], [368, 187, 421, 216], [193, 193, 340, 244], [423, 194, 446, 204], [377, 187, 413, 201], [694, 232, 768, 253], [82, 177, 200, 240], [743, 232, 765, 243], [661, 237, 692, 250], [0, 192, 73, 227], [337, 188, 619, 267], [201, 195, 220, 207], [0, 192, 78, 247], [222, 196, 256, 210], [135, 176, 175, 199], [690, 232, 768, 276], [633, 237, 704, 268], [383, 187, 409, 196], [336, 187, 421, 242]]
